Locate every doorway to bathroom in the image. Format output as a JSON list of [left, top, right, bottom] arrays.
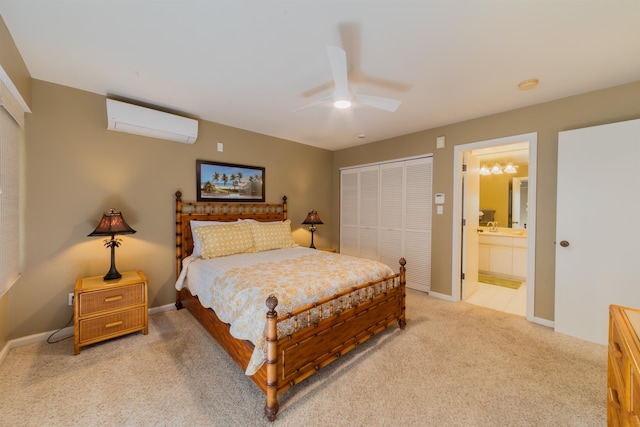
[[452, 133, 537, 321]]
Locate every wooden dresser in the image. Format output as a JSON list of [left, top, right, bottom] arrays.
[[74, 270, 148, 354], [608, 305, 640, 425]]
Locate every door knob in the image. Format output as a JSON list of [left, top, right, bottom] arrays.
[[560, 240, 570, 247]]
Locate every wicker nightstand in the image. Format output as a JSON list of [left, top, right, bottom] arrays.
[[74, 270, 148, 354]]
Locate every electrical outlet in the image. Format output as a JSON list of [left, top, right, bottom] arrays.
[[68, 293, 74, 306]]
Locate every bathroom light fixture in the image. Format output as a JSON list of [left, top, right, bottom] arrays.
[[504, 163, 518, 174], [479, 162, 518, 175]]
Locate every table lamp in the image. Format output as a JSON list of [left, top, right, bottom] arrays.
[[302, 210, 323, 249], [88, 209, 136, 280]]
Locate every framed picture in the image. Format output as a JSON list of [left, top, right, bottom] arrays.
[[196, 160, 265, 202]]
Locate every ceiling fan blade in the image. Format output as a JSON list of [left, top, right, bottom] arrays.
[[339, 22, 362, 72], [355, 94, 401, 112], [294, 95, 332, 112], [300, 80, 334, 98], [326, 46, 350, 98]]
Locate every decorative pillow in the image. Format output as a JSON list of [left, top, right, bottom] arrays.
[[190, 220, 235, 257], [194, 222, 255, 258], [249, 219, 297, 252]]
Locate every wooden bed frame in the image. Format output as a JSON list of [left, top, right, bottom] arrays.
[[174, 191, 406, 421]]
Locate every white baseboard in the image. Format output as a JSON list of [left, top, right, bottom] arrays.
[[428, 291, 456, 302], [148, 302, 175, 315], [0, 341, 10, 365], [0, 304, 177, 365], [533, 316, 554, 328], [0, 325, 74, 365]]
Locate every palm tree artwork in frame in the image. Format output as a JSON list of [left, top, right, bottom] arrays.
[[196, 159, 265, 202]]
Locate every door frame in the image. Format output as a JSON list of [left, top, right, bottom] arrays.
[[451, 132, 537, 322]]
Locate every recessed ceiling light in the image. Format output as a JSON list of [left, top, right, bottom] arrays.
[[518, 79, 539, 91]]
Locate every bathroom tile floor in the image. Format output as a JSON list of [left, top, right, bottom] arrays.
[[465, 281, 526, 316]]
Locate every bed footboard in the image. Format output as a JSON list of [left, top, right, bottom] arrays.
[[264, 258, 406, 421]]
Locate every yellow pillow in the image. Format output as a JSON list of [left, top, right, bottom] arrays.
[[194, 222, 255, 258], [249, 219, 296, 252]]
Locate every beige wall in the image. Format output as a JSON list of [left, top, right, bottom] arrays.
[[7, 80, 333, 339], [332, 80, 640, 321], [0, 16, 31, 350], [0, 16, 31, 107]]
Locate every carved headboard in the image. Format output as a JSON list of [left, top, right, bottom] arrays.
[[175, 191, 288, 278]]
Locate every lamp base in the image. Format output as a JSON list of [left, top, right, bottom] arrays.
[[309, 229, 316, 249], [103, 244, 122, 281], [103, 269, 122, 281]]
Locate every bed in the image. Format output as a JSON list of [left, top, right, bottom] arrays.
[[173, 191, 406, 421]]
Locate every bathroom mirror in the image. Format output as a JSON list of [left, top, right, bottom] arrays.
[[479, 167, 528, 228], [475, 143, 529, 228], [508, 177, 528, 229]]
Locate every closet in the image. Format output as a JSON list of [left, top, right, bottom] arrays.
[[340, 156, 432, 292]]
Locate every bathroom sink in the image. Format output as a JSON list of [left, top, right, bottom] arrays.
[[480, 230, 526, 237]]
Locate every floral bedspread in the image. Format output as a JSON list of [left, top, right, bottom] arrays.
[[175, 247, 394, 375]]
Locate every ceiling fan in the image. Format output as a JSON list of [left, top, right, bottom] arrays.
[[297, 46, 402, 113]]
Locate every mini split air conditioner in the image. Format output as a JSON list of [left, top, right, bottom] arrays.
[[106, 99, 198, 144]]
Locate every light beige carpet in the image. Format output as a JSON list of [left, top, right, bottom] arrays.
[[0, 290, 606, 426]]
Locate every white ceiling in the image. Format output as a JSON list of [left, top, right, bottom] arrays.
[[1, 1, 639, 151]]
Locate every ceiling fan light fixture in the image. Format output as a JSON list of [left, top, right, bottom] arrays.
[[297, 45, 401, 113], [334, 99, 352, 109]]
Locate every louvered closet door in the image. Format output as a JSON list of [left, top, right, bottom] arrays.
[[340, 170, 359, 256], [341, 156, 432, 293], [379, 162, 404, 273], [404, 158, 432, 292], [340, 165, 379, 258], [358, 167, 380, 260]]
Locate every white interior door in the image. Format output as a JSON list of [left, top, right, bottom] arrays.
[[462, 152, 479, 299], [555, 119, 640, 345]]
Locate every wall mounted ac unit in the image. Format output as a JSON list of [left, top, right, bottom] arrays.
[[106, 99, 198, 144]]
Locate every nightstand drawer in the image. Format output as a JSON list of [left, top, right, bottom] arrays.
[[78, 282, 145, 316], [78, 306, 146, 344]]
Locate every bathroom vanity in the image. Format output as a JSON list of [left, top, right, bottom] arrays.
[[478, 230, 527, 280]]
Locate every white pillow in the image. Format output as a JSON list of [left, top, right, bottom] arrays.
[[190, 220, 236, 257]]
